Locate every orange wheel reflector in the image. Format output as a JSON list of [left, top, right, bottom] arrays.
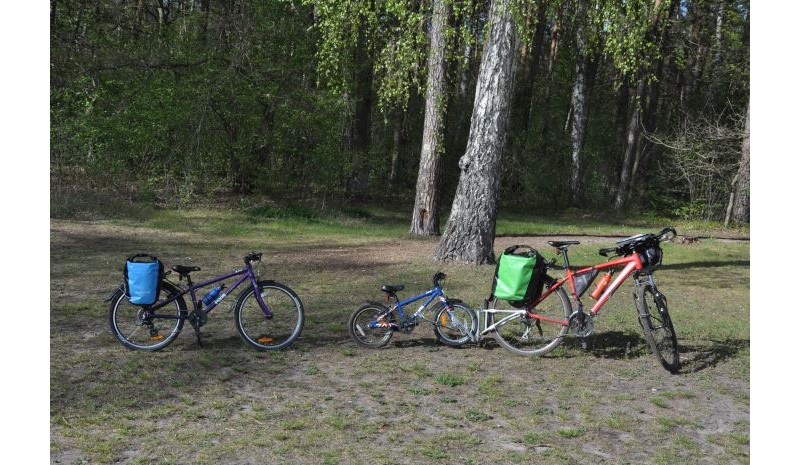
[[150, 335, 165, 341], [257, 336, 274, 344], [440, 314, 449, 325]]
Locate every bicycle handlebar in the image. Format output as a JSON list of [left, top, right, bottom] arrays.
[[656, 227, 677, 241], [244, 252, 263, 263], [598, 227, 677, 257], [433, 272, 446, 288]]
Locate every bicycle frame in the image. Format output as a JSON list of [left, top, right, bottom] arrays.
[[147, 264, 272, 319], [542, 251, 644, 320], [480, 252, 645, 336], [378, 286, 448, 327]]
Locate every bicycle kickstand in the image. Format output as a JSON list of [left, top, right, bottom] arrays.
[[188, 311, 205, 347]]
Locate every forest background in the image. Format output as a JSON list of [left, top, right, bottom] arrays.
[[49, 0, 749, 240]]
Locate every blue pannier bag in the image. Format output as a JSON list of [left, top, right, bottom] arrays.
[[125, 254, 164, 306]]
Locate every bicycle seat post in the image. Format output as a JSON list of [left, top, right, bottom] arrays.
[[561, 248, 572, 270]]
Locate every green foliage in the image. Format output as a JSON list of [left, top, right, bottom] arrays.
[[51, 0, 750, 222]]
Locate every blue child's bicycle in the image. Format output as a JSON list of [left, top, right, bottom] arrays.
[[348, 272, 478, 348]]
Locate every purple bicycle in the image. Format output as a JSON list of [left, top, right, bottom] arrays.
[[107, 252, 304, 351]]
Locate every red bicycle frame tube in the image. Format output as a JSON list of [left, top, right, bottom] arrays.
[[528, 252, 643, 323]]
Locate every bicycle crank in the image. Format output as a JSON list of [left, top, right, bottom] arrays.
[[568, 311, 595, 338]]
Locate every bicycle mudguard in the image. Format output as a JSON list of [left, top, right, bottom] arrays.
[[106, 284, 125, 302]]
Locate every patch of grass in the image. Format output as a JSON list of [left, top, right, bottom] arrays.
[[478, 375, 504, 395], [420, 448, 448, 460], [651, 397, 670, 409], [522, 431, 548, 446], [435, 373, 466, 387], [400, 362, 432, 378], [656, 416, 691, 430], [247, 204, 320, 221], [465, 409, 491, 422], [557, 427, 584, 438], [604, 411, 637, 431], [305, 365, 321, 375], [531, 406, 553, 415]]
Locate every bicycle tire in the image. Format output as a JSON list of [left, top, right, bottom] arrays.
[[636, 285, 680, 373], [108, 280, 186, 351], [432, 300, 478, 347], [489, 280, 572, 356], [348, 302, 394, 348], [234, 281, 305, 350]]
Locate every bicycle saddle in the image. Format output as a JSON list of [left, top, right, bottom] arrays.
[[548, 240, 580, 248], [381, 284, 404, 293], [172, 265, 201, 274]]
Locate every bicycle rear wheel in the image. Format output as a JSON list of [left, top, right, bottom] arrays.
[[489, 283, 572, 356], [433, 300, 478, 347], [234, 281, 304, 350], [108, 281, 186, 351], [636, 285, 680, 373], [348, 302, 394, 348]]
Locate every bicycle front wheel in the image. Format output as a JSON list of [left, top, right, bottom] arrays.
[[108, 281, 186, 351], [234, 281, 304, 350], [433, 300, 478, 347], [636, 285, 680, 373], [490, 284, 572, 356]]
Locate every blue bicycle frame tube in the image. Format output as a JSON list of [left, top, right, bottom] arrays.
[[395, 287, 444, 319]]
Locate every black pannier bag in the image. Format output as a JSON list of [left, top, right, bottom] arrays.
[[124, 254, 164, 306], [490, 245, 547, 308]]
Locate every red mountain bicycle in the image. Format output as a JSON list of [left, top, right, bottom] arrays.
[[482, 228, 680, 372]]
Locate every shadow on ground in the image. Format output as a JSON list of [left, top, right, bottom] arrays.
[[678, 338, 749, 373]]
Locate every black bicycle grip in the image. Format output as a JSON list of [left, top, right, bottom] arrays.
[[598, 247, 616, 257], [656, 227, 677, 241], [433, 272, 446, 288], [244, 252, 263, 263]]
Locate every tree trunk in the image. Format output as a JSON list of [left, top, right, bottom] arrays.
[[434, 0, 519, 264], [523, 0, 548, 139], [614, 81, 644, 210], [347, 29, 373, 194], [725, 100, 750, 226], [389, 113, 403, 186], [538, 2, 565, 156], [410, 0, 448, 236], [568, 0, 588, 204]]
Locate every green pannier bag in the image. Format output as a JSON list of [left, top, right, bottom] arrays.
[[491, 245, 546, 308]]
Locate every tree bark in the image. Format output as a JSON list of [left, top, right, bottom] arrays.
[[725, 100, 750, 226], [410, 0, 448, 235], [522, 0, 548, 139], [434, 0, 519, 264], [569, 0, 588, 204], [389, 113, 403, 186], [538, 2, 565, 156], [345, 28, 373, 194], [614, 81, 644, 210]]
